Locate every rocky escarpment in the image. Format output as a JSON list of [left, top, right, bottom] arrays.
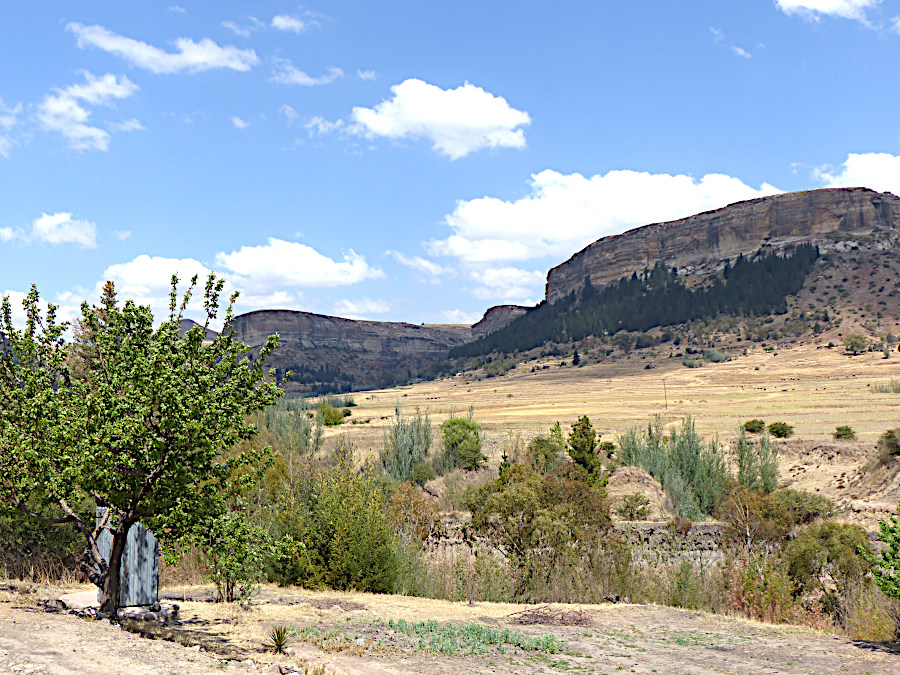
[[546, 188, 900, 303], [231, 310, 472, 395], [471, 305, 529, 338]]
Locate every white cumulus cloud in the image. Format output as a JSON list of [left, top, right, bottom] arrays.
[[215, 238, 383, 289], [428, 169, 781, 265], [231, 115, 250, 129], [442, 309, 482, 324], [271, 58, 343, 86], [271, 15, 307, 33], [349, 78, 531, 159], [67, 23, 259, 74], [332, 297, 390, 319], [775, 0, 879, 22], [0, 227, 25, 242], [38, 72, 138, 151], [814, 152, 900, 194], [31, 212, 98, 248], [468, 267, 544, 303]]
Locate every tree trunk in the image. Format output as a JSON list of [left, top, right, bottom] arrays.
[[98, 522, 133, 618]]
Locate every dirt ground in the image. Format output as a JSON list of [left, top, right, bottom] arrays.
[[1, 584, 899, 674]]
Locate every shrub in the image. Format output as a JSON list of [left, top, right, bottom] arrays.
[[783, 521, 871, 604], [727, 551, 796, 624], [271, 446, 400, 593], [410, 461, 436, 487], [873, 379, 900, 394], [703, 349, 730, 363], [877, 429, 900, 465], [380, 405, 433, 482], [568, 416, 602, 478], [526, 425, 565, 475], [773, 489, 836, 525], [767, 421, 794, 438], [833, 425, 856, 440], [434, 416, 485, 474], [192, 510, 273, 603], [616, 494, 651, 520], [743, 419, 766, 433], [616, 417, 730, 520], [736, 427, 778, 493], [319, 403, 347, 426], [388, 483, 441, 544]]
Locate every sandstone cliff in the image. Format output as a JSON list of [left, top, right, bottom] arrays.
[[545, 188, 900, 303], [471, 305, 529, 338], [231, 310, 471, 395]]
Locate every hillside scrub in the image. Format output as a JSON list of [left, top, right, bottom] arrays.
[[616, 417, 731, 520]]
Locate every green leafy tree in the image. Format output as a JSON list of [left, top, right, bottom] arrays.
[[843, 333, 869, 355], [833, 425, 856, 440], [435, 416, 485, 473], [0, 276, 281, 618]]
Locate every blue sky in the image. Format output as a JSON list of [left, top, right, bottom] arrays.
[[2, 1, 900, 327]]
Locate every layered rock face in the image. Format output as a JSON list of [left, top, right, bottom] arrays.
[[545, 188, 900, 303], [231, 310, 472, 395], [471, 305, 529, 338]]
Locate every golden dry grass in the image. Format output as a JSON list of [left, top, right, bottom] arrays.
[[328, 343, 900, 460]]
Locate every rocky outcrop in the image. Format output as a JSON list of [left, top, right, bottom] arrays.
[[471, 305, 530, 338], [231, 310, 472, 395], [546, 188, 900, 303]]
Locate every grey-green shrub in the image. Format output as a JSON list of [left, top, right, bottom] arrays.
[[616, 417, 730, 520], [736, 427, 778, 493], [381, 404, 433, 482]]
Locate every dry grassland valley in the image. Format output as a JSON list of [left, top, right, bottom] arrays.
[[4, 188, 900, 674]]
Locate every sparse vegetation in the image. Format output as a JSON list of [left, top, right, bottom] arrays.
[[873, 378, 900, 393], [616, 494, 651, 520], [767, 421, 794, 438], [743, 419, 766, 434], [833, 425, 856, 440]]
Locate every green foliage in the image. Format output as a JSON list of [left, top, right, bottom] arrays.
[[616, 417, 730, 520], [727, 551, 796, 624], [384, 618, 564, 655], [0, 277, 281, 617], [434, 416, 485, 474], [783, 521, 871, 602], [736, 427, 778, 493], [451, 244, 819, 358], [843, 333, 869, 355], [743, 419, 766, 433], [410, 461, 436, 487], [387, 483, 441, 545], [466, 462, 611, 600], [703, 349, 730, 363], [266, 625, 293, 654], [861, 507, 900, 600], [767, 421, 794, 438], [380, 405, 433, 482], [616, 494, 651, 520], [483, 358, 517, 377], [833, 425, 856, 440], [773, 489, 837, 525], [191, 510, 272, 603], [567, 416, 602, 477], [272, 446, 399, 593], [877, 429, 900, 465], [319, 403, 348, 426], [526, 432, 564, 476]]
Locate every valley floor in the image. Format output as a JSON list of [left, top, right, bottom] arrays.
[[2, 584, 899, 674]]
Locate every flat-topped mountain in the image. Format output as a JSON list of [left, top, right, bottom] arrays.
[[545, 187, 900, 303], [231, 310, 471, 395]]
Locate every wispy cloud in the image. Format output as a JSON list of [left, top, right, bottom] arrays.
[[67, 23, 259, 74], [775, 0, 879, 23], [357, 69, 377, 81], [231, 115, 250, 129], [385, 250, 453, 282], [222, 17, 263, 38], [37, 71, 138, 151], [270, 58, 343, 86]]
